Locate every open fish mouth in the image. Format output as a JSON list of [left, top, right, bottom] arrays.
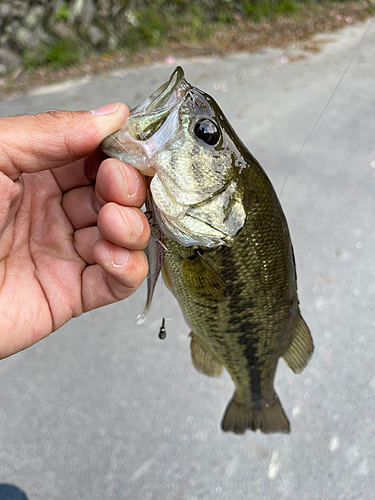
[[131, 66, 187, 116], [101, 67, 189, 175]]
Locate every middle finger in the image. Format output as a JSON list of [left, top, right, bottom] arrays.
[[95, 158, 147, 208], [62, 159, 147, 230]]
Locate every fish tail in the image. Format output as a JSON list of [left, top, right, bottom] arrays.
[[221, 392, 290, 435]]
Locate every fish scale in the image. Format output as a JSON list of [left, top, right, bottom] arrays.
[[101, 66, 313, 435], [162, 158, 297, 428]]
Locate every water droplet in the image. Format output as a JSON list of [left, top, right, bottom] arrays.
[[164, 427, 171, 435], [370, 160, 375, 168], [356, 241, 364, 248], [329, 436, 340, 452], [292, 406, 301, 417], [216, 487, 222, 494], [353, 288, 360, 296], [136, 312, 148, 325], [357, 459, 369, 476], [268, 451, 281, 480]]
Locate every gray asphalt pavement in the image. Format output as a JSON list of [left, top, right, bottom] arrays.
[[1, 18, 375, 500]]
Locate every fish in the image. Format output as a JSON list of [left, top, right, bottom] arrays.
[[101, 67, 313, 434]]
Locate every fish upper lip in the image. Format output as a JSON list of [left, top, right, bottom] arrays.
[[129, 66, 189, 118], [148, 66, 186, 112], [123, 67, 190, 144]]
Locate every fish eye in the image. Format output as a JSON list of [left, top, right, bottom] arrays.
[[193, 119, 220, 146]]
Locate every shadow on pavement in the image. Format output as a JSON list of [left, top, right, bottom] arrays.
[[0, 484, 29, 500]]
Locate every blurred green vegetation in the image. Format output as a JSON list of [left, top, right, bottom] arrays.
[[122, 0, 354, 49], [23, 39, 83, 71], [55, 4, 71, 22], [20, 0, 368, 72]]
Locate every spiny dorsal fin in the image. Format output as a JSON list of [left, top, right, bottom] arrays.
[[189, 332, 223, 378], [282, 312, 313, 374]]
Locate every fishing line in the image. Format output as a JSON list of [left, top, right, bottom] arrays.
[[278, 19, 372, 200], [158, 266, 167, 339], [107, 132, 127, 152]]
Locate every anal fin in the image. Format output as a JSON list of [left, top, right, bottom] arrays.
[[283, 312, 314, 374], [189, 332, 223, 378], [221, 392, 290, 435]]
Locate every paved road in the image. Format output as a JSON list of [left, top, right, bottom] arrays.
[[0, 18, 374, 500]]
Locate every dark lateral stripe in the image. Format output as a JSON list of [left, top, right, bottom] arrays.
[[221, 247, 263, 404]]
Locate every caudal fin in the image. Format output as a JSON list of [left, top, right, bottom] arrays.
[[221, 392, 290, 435]]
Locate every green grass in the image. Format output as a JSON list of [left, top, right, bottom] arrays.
[[242, 0, 303, 21], [23, 38, 83, 71], [55, 4, 70, 22]]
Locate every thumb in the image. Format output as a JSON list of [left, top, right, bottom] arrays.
[[0, 103, 128, 180]]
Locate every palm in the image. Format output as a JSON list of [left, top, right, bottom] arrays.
[[0, 107, 149, 359], [1, 170, 85, 349]]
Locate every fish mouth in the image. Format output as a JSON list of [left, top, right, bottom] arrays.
[[135, 66, 186, 115], [125, 66, 188, 142], [101, 67, 189, 174]]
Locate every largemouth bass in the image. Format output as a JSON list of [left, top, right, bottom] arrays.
[[101, 67, 313, 434]]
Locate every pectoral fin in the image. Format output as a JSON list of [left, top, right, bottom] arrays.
[[189, 332, 223, 377], [181, 252, 228, 303], [282, 312, 313, 373]]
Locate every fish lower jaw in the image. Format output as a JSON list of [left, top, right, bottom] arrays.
[[101, 130, 157, 177]]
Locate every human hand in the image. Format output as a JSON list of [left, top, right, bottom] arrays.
[[0, 103, 150, 359]]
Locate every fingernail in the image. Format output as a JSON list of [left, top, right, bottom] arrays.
[[90, 103, 120, 116], [123, 208, 143, 238], [120, 164, 139, 198], [111, 245, 130, 266]]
